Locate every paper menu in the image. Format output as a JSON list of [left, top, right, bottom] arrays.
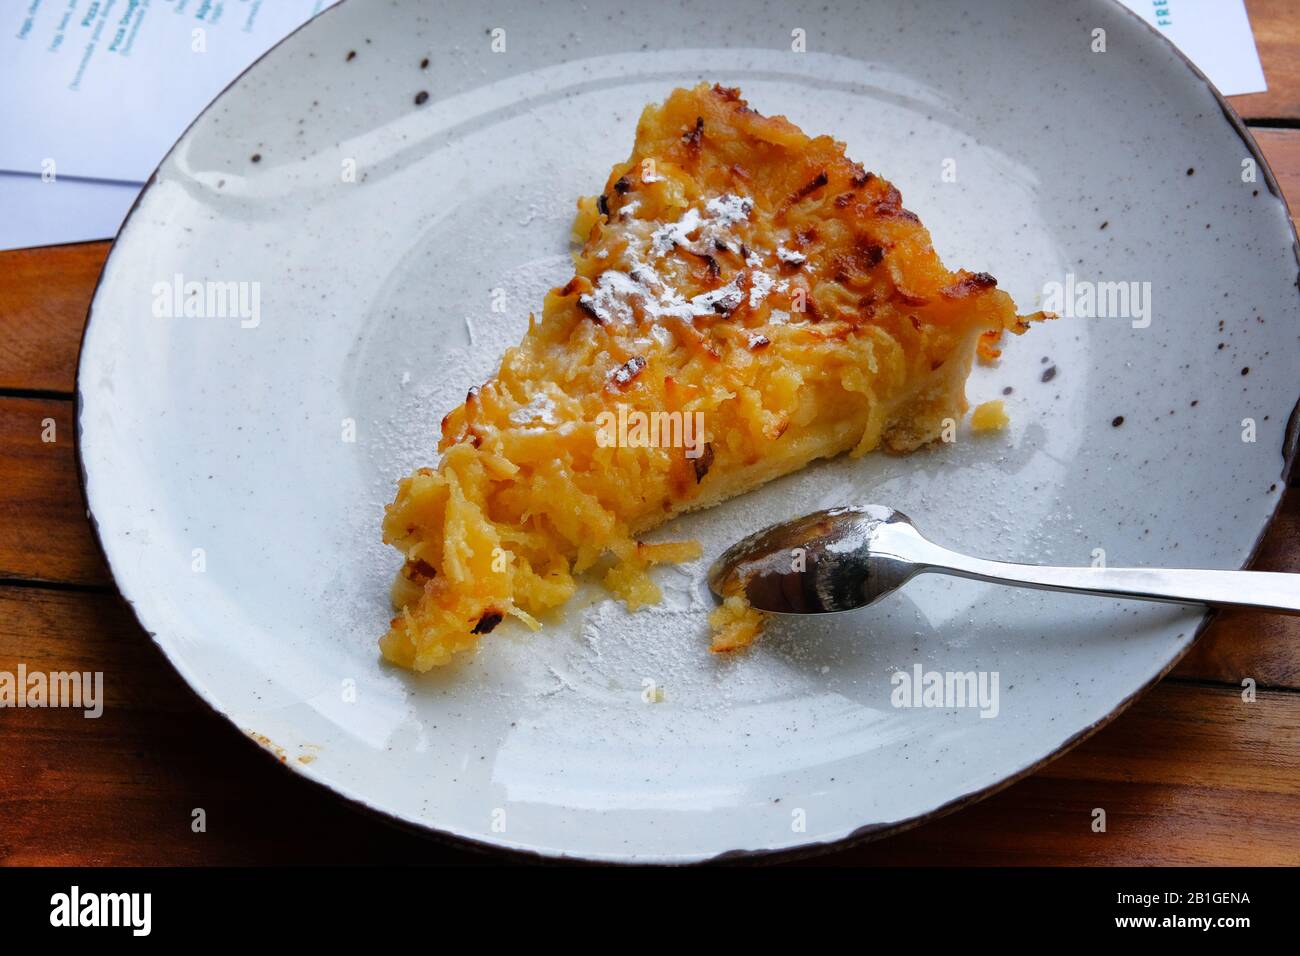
[[0, 0, 338, 183], [0, 172, 140, 251], [1116, 0, 1267, 96]]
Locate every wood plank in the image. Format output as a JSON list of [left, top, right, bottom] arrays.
[[0, 587, 478, 865], [0, 397, 108, 586], [1253, 127, 1300, 216], [1236, 0, 1300, 122], [0, 242, 108, 394], [2, 586, 1293, 864], [828, 682, 1300, 865]]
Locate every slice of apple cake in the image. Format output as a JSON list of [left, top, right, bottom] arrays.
[[381, 83, 1046, 670]]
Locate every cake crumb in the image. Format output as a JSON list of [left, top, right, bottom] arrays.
[[970, 399, 1010, 433], [708, 594, 766, 652]]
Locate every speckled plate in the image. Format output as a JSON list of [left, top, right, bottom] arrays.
[[78, 0, 1298, 862]]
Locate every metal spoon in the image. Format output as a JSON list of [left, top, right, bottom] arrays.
[[707, 505, 1300, 616]]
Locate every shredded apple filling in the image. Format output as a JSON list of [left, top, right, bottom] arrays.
[[381, 83, 1049, 671]]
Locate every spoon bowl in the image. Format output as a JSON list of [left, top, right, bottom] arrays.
[[707, 505, 927, 614]]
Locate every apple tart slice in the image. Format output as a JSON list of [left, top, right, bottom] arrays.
[[381, 83, 1046, 670]]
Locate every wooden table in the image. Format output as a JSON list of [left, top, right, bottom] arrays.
[[2, 1, 1298, 866]]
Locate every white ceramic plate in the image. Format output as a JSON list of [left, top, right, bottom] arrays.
[[78, 0, 1298, 862]]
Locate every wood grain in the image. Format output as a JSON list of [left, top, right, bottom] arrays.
[[1, 588, 1294, 865], [1252, 127, 1300, 213], [1238, 0, 1300, 121], [0, 397, 107, 586], [0, 588, 481, 865], [0, 242, 108, 394], [834, 683, 1300, 865]]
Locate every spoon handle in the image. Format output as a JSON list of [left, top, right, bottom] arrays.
[[925, 551, 1300, 615]]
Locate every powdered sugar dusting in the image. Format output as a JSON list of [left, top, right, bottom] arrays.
[[510, 392, 558, 426], [776, 244, 807, 266], [650, 194, 753, 256], [581, 192, 799, 325], [650, 206, 703, 256]]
